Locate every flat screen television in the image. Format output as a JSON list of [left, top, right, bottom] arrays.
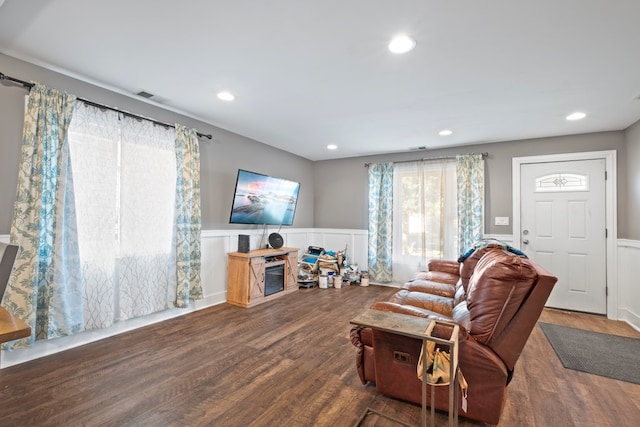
[[229, 169, 300, 226]]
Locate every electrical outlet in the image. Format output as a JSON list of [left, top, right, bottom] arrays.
[[495, 216, 510, 226]]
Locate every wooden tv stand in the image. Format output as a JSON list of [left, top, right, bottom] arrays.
[[226, 247, 299, 308]]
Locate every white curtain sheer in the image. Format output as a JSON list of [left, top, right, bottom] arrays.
[[68, 103, 177, 330], [392, 160, 458, 283]]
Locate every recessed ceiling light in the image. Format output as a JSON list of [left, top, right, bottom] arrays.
[[217, 91, 235, 101], [566, 112, 586, 121], [438, 129, 453, 136], [388, 34, 416, 54], [327, 144, 338, 150]]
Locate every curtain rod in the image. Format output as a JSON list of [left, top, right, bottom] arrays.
[[0, 71, 213, 140], [364, 152, 488, 167]]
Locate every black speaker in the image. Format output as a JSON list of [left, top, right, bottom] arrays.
[[268, 232, 284, 249], [238, 234, 250, 253]]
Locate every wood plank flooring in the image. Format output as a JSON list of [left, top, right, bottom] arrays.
[[0, 285, 638, 426]]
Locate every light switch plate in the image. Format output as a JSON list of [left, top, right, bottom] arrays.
[[495, 216, 510, 226]]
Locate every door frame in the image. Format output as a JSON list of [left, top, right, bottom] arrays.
[[512, 150, 618, 319]]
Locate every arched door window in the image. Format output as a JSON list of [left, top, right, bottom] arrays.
[[535, 173, 589, 192]]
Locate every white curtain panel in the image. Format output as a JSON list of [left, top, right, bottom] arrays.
[[68, 103, 177, 330], [392, 159, 457, 283]]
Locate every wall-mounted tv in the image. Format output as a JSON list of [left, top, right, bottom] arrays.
[[229, 169, 300, 226]]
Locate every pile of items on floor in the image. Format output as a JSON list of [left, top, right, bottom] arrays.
[[297, 245, 367, 288]]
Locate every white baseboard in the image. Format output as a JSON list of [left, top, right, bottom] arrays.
[[617, 308, 640, 333], [369, 282, 402, 288]]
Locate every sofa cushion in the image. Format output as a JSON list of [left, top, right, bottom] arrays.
[[427, 259, 460, 276], [466, 248, 538, 345], [459, 244, 504, 290], [411, 271, 459, 286], [451, 300, 471, 332], [402, 279, 456, 298], [453, 283, 466, 306]]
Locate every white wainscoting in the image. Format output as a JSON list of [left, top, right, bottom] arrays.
[[197, 228, 368, 307], [0, 228, 368, 367], [616, 240, 640, 332]]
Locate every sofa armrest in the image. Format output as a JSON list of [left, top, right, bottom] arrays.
[[410, 259, 460, 285], [426, 259, 460, 276], [371, 331, 508, 425], [370, 301, 454, 322]]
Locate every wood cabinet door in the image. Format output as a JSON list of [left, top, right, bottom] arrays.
[[285, 251, 298, 290], [249, 257, 266, 300]]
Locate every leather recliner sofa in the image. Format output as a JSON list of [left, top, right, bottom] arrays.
[[350, 244, 557, 425]]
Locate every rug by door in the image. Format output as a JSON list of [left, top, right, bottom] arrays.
[[538, 322, 640, 385]]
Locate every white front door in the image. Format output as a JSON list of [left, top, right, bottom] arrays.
[[520, 159, 607, 314]]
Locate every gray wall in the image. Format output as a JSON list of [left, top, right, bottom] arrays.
[[313, 131, 628, 236], [625, 119, 640, 239], [2, 53, 637, 240], [0, 54, 314, 233]]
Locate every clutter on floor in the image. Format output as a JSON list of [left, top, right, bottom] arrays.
[[297, 245, 364, 288]]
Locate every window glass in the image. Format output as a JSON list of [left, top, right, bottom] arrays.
[[535, 173, 588, 192], [392, 160, 457, 282]]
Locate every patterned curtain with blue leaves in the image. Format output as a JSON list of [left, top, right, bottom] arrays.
[[456, 154, 485, 254], [367, 163, 394, 282], [173, 125, 203, 307], [4, 84, 82, 348]]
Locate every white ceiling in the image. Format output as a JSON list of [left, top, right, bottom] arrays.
[[1, 0, 640, 161]]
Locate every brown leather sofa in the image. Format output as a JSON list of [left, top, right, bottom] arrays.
[[350, 245, 557, 425]]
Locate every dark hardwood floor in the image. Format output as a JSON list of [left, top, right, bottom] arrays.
[[0, 285, 639, 426]]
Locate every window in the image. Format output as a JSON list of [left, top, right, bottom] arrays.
[[392, 160, 458, 282], [68, 102, 177, 330]]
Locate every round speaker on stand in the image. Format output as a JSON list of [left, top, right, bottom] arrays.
[[268, 232, 284, 249]]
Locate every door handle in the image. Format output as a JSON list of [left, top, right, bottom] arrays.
[[522, 239, 529, 245]]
